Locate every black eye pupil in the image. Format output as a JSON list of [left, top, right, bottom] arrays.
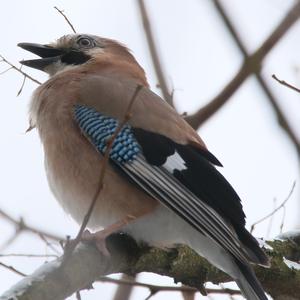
[[81, 39, 89, 45], [78, 38, 91, 47]]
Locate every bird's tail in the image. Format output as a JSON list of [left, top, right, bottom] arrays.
[[184, 224, 268, 299], [234, 258, 268, 300]]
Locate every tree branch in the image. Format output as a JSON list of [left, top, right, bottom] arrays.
[[137, 0, 173, 106], [111, 274, 137, 300], [54, 6, 77, 34], [98, 276, 240, 296], [0, 262, 27, 277], [250, 181, 295, 233], [272, 74, 300, 94], [0, 55, 41, 85], [0, 209, 64, 244], [185, 1, 300, 129], [210, 0, 300, 158], [2, 231, 300, 300]]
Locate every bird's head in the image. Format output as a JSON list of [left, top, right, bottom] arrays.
[[18, 34, 146, 81]]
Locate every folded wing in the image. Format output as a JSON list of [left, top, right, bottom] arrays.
[[74, 104, 268, 266]]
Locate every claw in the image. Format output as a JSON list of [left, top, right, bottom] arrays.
[[81, 229, 111, 256], [80, 215, 137, 256]]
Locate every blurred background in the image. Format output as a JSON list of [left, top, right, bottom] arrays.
[[0, 0, 300, 299]]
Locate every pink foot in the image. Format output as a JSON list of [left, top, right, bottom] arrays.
[[82, 229, 111, 256], [81, 216, 136, 256]]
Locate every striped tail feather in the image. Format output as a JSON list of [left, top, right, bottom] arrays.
[[235, 258, 268, 300]]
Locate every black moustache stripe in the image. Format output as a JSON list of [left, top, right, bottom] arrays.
[[61, 51, 91, 65]]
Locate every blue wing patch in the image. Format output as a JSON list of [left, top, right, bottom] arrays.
[[74, 105, 141, 164]]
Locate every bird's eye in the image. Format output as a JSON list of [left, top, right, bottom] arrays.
[[77, 37, 94, 48]]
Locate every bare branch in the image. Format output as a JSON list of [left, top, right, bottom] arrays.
[[63, 85, 143, 259], [54, 6, 76, 34], [37, 234, 61, 255], [280, 205, 286, 234], [185, 1, 300, 129], [0, 66, 13, 75], [0, 209, 64, 243], [207, 0, 300, 158], [112, 274, 137, 300], [0, 230, 22, 252], [137, 0, 173, 106], [75, 291, 81, 300], [0, 254, 58, 258], [1, 233, 300, 300], [265, 198, 277, 238], [0, 54, 41, 85], [0, 261, 27, 277], [99, 276, 240, 296], [17, 74, 27, 97], [145, 290, 157, 300], [181, 289, 196, 300], [272, 74, 300, 94], [250, 181, 296, 233], [261, 73, 300, 156]]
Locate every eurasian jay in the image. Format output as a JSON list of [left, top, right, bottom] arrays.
[[18, 34, 269, 299]]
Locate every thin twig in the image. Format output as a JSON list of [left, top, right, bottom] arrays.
[[0, 209, 64, 242], [0, 54, 41, 85], [265, 198, 277, 238], [258, 75, 300, 156], [250, 181, 296, 233], [137, 0, 173, 106], [0, 230, 22, 252], [54, 6, 76, 34], [181, 291, 196, 300], [219, 283, 235, 300], [98, 276, 241, 295], [63, 85, 143, 259], [75, 291, 81, 300], [0, 261, 27, 277], [0, 253, 58, 258], [272, 74, 300, 94], [112, 274, 137, 300], [38, 233, 61, 255], [186, 1, 300, 129], [212, 0, 300, 157], [0, 66, 13, 75], [17, 74, 27, 96], [145, 290, 157, 300], [280, 205, 286, 234], [181, 284, 196, 300]]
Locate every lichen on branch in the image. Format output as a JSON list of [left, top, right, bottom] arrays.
[[1, 231, 300, 300]]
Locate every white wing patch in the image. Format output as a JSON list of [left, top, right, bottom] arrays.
[[163, 151, 187, 173]]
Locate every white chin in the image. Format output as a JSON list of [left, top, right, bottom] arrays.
[[45, 61, 79, 76]]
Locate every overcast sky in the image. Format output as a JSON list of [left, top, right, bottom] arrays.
[[0, 1, 300, 299]]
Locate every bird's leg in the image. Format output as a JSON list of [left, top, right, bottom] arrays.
[[81, 215, 136, 256]]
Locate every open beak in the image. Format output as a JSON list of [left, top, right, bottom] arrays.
[[18, 43, 65, 71]]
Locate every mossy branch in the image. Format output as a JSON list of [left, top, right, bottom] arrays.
[[1, 231, 300, 300]]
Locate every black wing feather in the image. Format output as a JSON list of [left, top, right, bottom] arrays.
[[132, 128, 175, 165], [174, 143, 246, 228]]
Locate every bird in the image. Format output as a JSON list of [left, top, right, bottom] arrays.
[[18, 34, 269, 299]]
